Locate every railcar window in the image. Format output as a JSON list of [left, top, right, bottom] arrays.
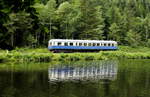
[[104, 43, 106, 46], [65, 42, 68, 46], [79, 43, 82, 46], [89, 43, 92, 46], [112, 44, 114, 46], [70, 43, 73, 46], [84, 43, 87, 46], [97, 43, 100, 46], [93, 43, 96, 46], [58, 42, 61, 46], [108, 43, 110, 46], [76, 43, 78, 46]]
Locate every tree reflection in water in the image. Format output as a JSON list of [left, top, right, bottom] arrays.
[[0, 60, 150, 97]]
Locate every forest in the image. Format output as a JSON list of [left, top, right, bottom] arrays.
[[1, 0, 150, 49]]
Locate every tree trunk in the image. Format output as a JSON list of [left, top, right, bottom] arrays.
[[11, 33, 14, 47], [50, 18, 52, 39]]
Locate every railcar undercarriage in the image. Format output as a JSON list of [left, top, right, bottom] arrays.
[[50, 49, 116, 53]]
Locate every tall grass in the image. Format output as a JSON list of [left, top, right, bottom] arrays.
[[0, 46, 150, 63]]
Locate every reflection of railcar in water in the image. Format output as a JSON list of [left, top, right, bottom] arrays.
[[48, 61, 118, 81], [48, 39, 118, 53]]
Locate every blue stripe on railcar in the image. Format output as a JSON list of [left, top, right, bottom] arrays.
[[48, 46, 117, 50]]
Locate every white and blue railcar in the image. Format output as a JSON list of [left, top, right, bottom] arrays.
[[48, 39, 118, 52]]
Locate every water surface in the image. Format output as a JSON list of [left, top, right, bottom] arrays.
[[0, 60, 150, 97]]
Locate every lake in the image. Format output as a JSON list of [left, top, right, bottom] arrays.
[[0, 59, 150, 97]]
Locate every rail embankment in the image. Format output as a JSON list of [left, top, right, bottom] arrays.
[[0, 46, 150, 63]]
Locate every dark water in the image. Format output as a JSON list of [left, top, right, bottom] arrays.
[[0, 60, 150, 97]]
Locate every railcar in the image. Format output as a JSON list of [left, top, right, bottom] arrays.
[[48, 39, 118, 53]]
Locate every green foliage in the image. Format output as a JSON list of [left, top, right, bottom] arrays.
[[3, 11, 34, 47], [125, 30, 141, 47], [1, 0, 150, 48], [109, 23, 120, 41], [0, 46, 150, 63], [84, 55, 95, 60], [33, 0, 57, 44], [147, 39, 150, 47]]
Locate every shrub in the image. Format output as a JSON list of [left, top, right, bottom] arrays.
[[84, 55, 95, 60]]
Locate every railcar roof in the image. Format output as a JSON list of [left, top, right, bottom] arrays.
[[49, 39, 117, 43]]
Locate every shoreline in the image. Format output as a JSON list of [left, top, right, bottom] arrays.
[[0, 46, 150, 63]]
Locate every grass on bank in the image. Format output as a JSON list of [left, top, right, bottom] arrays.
[[0, 46, 150, 63]]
